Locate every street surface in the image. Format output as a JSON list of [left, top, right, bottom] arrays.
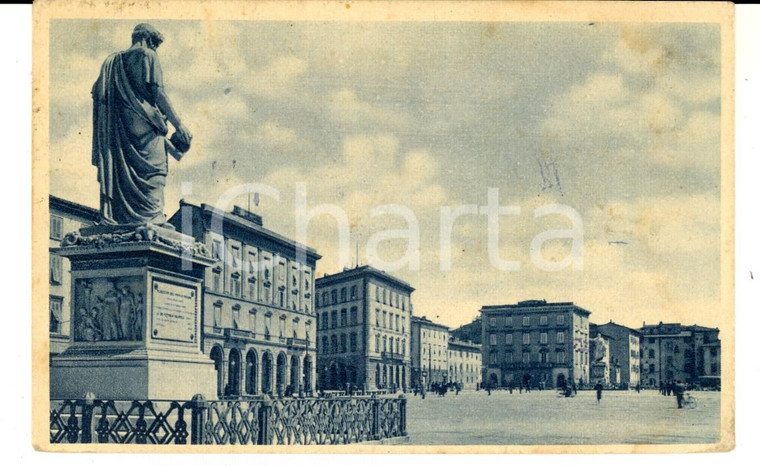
[[405, 389, 720, 445]]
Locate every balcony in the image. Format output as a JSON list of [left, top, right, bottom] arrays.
[[223, 328, 254, 341], [287, 337, 310, 349], [500, 362, 561, 370], [381, 351, 405, 362]]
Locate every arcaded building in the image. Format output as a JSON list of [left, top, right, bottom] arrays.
[[481, 300, 591, 389], [315, 266, 414, 391], [168, 202, 321, 397]]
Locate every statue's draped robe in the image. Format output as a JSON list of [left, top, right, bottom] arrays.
[[92, 47, 169, 225]]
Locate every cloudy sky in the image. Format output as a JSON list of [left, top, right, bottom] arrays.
[[49, 19, 723, 330]]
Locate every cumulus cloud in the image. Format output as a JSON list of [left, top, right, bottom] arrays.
[[46, 20, 725, 329], [323, 89, 411, 132], [240, 56, 309, 100]]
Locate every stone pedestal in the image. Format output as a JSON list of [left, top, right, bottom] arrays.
[[50, 223, 217, 400]]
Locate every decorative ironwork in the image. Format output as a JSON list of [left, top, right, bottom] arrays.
[[268, 397, 374, 445], [203, 399, 263, 445], [50, 399, 193, 444], [50, 394, 405, 445], [377, 397, 404, 439]]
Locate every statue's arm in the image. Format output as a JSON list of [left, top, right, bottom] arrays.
[[153, 85, 192, 144]]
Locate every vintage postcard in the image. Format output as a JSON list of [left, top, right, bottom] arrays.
[[31, 0, 735, 453]]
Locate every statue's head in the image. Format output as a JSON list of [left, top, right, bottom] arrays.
[[132, 23, 164, 50]]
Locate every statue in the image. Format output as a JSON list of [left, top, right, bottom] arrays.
[[91, 23, 192, 226]]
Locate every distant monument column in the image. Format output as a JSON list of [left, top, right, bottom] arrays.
[[50, 224, 217, 399]]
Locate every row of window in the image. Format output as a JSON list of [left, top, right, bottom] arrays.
[[449, 364, 479, 374], [421, 329, 447, 341], [375, 309, 406, 333], [212, 303, 310, 341], [319, 333, 359, 354], [642, 346, 697, 359], [448, 351, 480, 360], [317, 285, 358, 307], [488, 314, 566, 328], [210, 269, 312, 314], [318, 333, 408, 356], [209, 239, 313, 314], [487, 350, 567, 365], [489, 331, 565, 346], [375, 334, 406, 355], [374, 286, 406, 310], [319, 307, 358, 330]]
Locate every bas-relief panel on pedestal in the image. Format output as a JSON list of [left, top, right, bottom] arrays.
[[73, 277, 145, 343]]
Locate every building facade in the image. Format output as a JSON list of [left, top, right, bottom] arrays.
[[481, 300, 591, 389], [315, 266, 413, 392], [168, 202, 321, 397], [48, 196, 99, 357], [447, 338, 482, 390], [639, 322, 721, 388], [590, 321, 641, 389], [410, 316, 450, 389]]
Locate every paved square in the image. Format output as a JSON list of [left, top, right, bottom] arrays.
[[405, 389, 720, 445]]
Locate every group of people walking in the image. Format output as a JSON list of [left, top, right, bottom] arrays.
[[412, 382, 463, 399]]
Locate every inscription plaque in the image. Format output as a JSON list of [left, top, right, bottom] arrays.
[[151, 280, 197, 342]]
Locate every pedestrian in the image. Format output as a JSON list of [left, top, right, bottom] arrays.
[[675, 381, 685, 408], [487, 384, 491, 396], [594, 382, 603, 404]]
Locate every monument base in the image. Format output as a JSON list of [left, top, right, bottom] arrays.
[[50, 347, 216, 400], [51, 223, 218, 401]]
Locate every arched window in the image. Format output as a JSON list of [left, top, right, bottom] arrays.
[[210, 345, 224, 397], [245, 349, 258, 394], [331, 335, 338, 354]]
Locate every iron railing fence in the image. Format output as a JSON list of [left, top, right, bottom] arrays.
[[50, 393, 406, 445]]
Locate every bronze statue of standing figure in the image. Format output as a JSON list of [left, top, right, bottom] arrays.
[[91, 23, 192, 226]]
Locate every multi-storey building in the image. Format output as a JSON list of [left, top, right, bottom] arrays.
[[410, 316, 450, 389], [315, 265, 413, 391], [168, 202, 321, 397], [447, 338, 482, 390], [590, 321, 641, 388], [481, 300, 591, 389], [701, 340, 721, 389], [48, 195, 99, 357], [639, 322, 721, 388]]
